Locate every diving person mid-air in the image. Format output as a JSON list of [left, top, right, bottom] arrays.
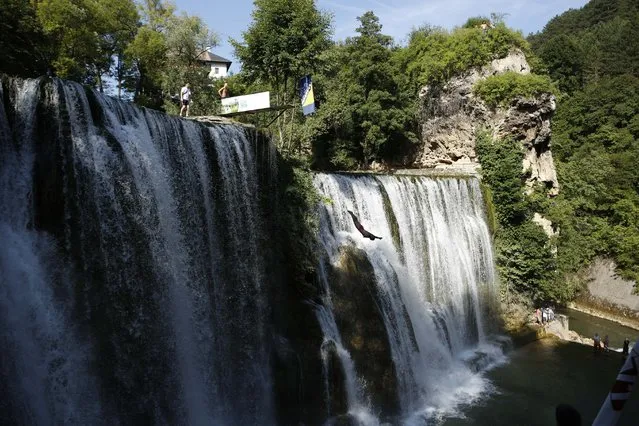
[[347, 210, 382, 241]]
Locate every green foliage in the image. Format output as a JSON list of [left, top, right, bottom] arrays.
[[495, 221, 558, 301], [277, 163, 320, 283], [543, 75, 639, 284], [529, 0, 639, 93], [396, 21, 530, 89], [473, 71, 558, 107], [524, 0, 639, 290], [476, 130, 568, 302], [533, 34, 584, 93], [37, 0, 139, 90], [480, 183, 497, 235], [229, 0, 332, 148], [124, 24, 168, 108], [0, 0, 50, 77], [230, 0, 332, 98], [125, 1, 218, 110], [475, 130, 527, 224], [307, 12, 418, 168]]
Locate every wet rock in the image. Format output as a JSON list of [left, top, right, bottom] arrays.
[[322, 340, 349, 416], [327, 246, 400, 416]]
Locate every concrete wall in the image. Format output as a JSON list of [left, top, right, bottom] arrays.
[[587, 258, 639, 311]]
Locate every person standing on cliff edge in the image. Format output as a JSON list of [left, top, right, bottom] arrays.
[[180, 83, 191, 117]]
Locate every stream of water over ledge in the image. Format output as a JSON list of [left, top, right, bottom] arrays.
[[4, 76, 637, 426]]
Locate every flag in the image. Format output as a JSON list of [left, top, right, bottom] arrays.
[[299, 75, 315, 116]]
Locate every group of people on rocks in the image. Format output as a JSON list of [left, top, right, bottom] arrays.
[[535, 306, 555, 325], [593, 334, 632, 357]]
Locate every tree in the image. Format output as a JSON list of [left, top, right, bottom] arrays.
[[536, 34, 584, 93], [124, 0, 175, 108], [36, 0, 138, 89], [230, 0, 332, 147], [124, 0, 218, 111], [95, 0, 139, 95], [0, 0, 50, 77], [308, 12, 417, 168], [231, 0, 331, 97], [37, 0, 101, 80]]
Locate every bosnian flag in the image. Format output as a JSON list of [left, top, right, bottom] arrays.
[[299, 75, 316, 116]]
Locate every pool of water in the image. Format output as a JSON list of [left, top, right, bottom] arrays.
[[559, 307, 638, 350], [440, 336, 639, 425]]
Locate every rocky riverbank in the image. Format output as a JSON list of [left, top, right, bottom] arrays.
[[500, 301, 623, 350]]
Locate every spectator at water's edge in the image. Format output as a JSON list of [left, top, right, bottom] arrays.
[[603, 335, 610, 352], [594, 333, 601, 353], [623, 337, 630, 356]]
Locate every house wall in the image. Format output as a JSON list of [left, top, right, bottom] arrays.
[[207, 62, 229, 79]]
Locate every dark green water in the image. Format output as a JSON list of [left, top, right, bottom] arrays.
[[560, 308, 638, 350], [441, 338, 639, 425]]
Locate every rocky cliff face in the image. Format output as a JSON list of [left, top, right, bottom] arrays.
[[416, 49, 559, 196]]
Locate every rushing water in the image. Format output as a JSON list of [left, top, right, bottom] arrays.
[[314, 173, 506, 424], [0, 78, 276, 425], [2, 76, 508, 426]]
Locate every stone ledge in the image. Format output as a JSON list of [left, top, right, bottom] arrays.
[[187, 115, 255, 128]]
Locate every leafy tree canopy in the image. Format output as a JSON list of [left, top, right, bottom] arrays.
[[396, 19, 530, 90], [306, 11, 417, 169], [0, 0, 49, 77], [230, 0, 332, 97]]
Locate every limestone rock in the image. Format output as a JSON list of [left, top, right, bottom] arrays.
[[416, 49, 559, 196]]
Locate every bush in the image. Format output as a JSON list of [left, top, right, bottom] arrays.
[[476, 130, 566, 302], [401, 22, 530, 87], [473, 71, 558, 107]]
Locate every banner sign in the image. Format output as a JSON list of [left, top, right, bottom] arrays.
[[221, 91, 270, 115], [299, 75, 315, 116]]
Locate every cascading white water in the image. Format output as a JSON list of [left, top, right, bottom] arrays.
[[314, 172, 505, 424], [0, 80, 104, 424], [0, 78, 276, 425], [1, 76, 506, 426]]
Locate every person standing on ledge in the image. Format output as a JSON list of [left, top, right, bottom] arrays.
[[623, 337, 630, 357], [180, 83, 191, 117], [218, 81, 229, 99]]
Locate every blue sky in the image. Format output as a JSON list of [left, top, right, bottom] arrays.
[[174, 0, 589, 73]]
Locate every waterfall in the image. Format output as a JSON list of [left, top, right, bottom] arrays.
[[0, 78, 104, 426], [314, 173, 505, 424], [1, 75, 507, 426], [0, 78, 276, 425]]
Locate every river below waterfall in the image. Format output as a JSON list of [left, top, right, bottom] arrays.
[[441, 320, 639, 425]]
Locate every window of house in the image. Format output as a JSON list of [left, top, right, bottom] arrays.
[[214, 67, 219, 74]]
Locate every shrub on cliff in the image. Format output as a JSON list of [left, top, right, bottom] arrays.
[[476, 130, 570, 303], [397, 21, 530, 89], [473, 72, 558, 107]]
